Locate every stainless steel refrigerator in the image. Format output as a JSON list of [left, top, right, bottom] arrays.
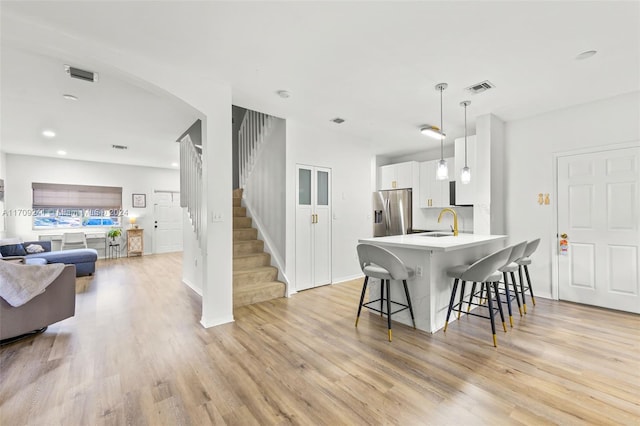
[[373, 189, 412, 237]]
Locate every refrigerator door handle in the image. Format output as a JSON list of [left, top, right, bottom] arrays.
[[384, 198, 391, 234]]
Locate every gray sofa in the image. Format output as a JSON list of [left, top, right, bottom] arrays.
[[0, 263, 76, 343], [1, 240, 97, 277]]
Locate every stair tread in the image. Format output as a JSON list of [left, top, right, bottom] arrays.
[[233, 266, 277, 275], [234, 280, 285, 292], [234, 252, 269, 258]]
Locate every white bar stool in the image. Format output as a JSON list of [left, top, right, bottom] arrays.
[[443, 246, 512, 347], [355, 243, 416, 342], [516, 238, 541, 313]]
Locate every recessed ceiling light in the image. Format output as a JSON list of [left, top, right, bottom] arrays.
[[63, 94, 78, 101], [276, 90, 291, 99], [576, 50, 597, 60], [57, 150, 67, 156], [171, 162, 179, 168], [42, 129, 56, 138]]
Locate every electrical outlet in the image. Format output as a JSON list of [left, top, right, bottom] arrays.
[[416, 266, 423, 277]]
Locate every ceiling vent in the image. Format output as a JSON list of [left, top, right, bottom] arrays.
[[65, 65, 98, 82], [465, 80, 495, 94], [331, 117, 345, 124], [112, 144, 128, 150]]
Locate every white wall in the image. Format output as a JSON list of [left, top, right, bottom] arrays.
[[244, 117, 286, 275], [4, 154, 180, 253], [182, 211, 203, 295], [504, 91, 640, 299], [285, 121, 373, 291], [0, 152, 6, 237]]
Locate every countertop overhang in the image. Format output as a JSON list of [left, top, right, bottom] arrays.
[[358, 233, 507, 252]]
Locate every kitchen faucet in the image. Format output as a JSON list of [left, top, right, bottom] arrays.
[[438, 208, 459, 236]]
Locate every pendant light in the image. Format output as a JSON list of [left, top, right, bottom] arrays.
[[435, 83, 448, 180], [460, 100, 471, 184]]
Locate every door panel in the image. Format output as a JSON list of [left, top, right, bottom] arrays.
[[558, 146, 640, 313], [313, 168, 331, 286], [296, 165, 314, 291]]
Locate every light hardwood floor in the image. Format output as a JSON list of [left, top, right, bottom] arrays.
[[1, 252, 639, 425]]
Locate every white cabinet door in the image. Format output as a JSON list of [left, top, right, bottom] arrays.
[[295, 164, 332, 291], [455, 135, 476, 205], [419, 159, 452, 208], [378, 165, 397, 190], [395, 162, 415, 189], [377, 162, 418, 190]]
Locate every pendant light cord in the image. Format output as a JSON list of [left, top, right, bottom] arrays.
[[464, 103, 468, 167], [439, 86, 444, 160]]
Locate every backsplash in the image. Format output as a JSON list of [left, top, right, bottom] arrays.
[[413, 206, 473, 233]]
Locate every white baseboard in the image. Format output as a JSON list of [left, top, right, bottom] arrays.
[[200, 315, 234, 328], [182, 278, 202, 296], [332, 273, 365, 284]]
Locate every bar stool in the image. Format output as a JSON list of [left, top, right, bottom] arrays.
[[443, 246, 512, 347], [516, 238, 541, 313], [467, 241, 527, 326], [355, 243, 416, 342]]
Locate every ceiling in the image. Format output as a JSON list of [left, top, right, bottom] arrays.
[[1, 1, 638, 167]]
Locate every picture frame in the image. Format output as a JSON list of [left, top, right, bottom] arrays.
[[132, 193, 146, 208]]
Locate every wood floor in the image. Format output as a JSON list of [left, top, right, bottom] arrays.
[[1, 253, 639, 425]]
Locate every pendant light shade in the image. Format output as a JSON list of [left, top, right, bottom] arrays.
[[460, 100, 471, 184], [435, 83, 448, 180]]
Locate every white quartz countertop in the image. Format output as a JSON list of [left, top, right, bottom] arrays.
[[359, 233, 507, 252]]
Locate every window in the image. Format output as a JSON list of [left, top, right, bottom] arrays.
[[32, 183, 124, 229]]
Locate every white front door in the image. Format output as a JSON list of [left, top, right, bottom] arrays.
[[295, 165, 332, 291], [557, 146, 640, 313], [153, 191, 183, 254]]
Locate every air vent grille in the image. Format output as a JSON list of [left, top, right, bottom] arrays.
[[65, 65, 98, 82], [112, 144, 128, 150], [465, 80, 495, 94]]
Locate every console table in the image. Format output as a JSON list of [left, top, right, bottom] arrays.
[[127, 228, 144, 257]]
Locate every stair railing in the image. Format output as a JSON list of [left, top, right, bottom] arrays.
[[179, 134, 203, 245], [239, 110, 273, 188]]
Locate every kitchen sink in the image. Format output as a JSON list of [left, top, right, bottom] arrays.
[[420, 232, 454, 237]]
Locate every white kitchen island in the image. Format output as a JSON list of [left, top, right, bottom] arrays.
[[358, 233, 506, 333]]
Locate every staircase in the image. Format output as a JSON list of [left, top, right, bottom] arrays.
[[233, 188, 286, 308]]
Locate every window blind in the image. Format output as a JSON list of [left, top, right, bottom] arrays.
[[32, 183, 122, 209]]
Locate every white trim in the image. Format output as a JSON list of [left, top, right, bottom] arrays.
[[332, 273, 365, 284], [200, 315, 234, 328], [551, 140, 640, 301], [182, 278, 202, 296]]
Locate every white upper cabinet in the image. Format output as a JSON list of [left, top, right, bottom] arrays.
[[418, 157, 453, 208], [377, 161, 418, 190], [454, 135, 476, 205]]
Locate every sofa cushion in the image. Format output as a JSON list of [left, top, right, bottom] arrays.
[[0, 244, 27, 257], [27, 248, 98, 264]]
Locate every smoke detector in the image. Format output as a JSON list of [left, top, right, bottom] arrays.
[[465, 80, 495, 94], [331, 117, 345, 124], [65, 65, 99, 82]]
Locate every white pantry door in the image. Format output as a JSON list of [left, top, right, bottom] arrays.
[[557, 146, 640, 313], [295, 165, 332, 291], [153, 191, 183, 254]]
